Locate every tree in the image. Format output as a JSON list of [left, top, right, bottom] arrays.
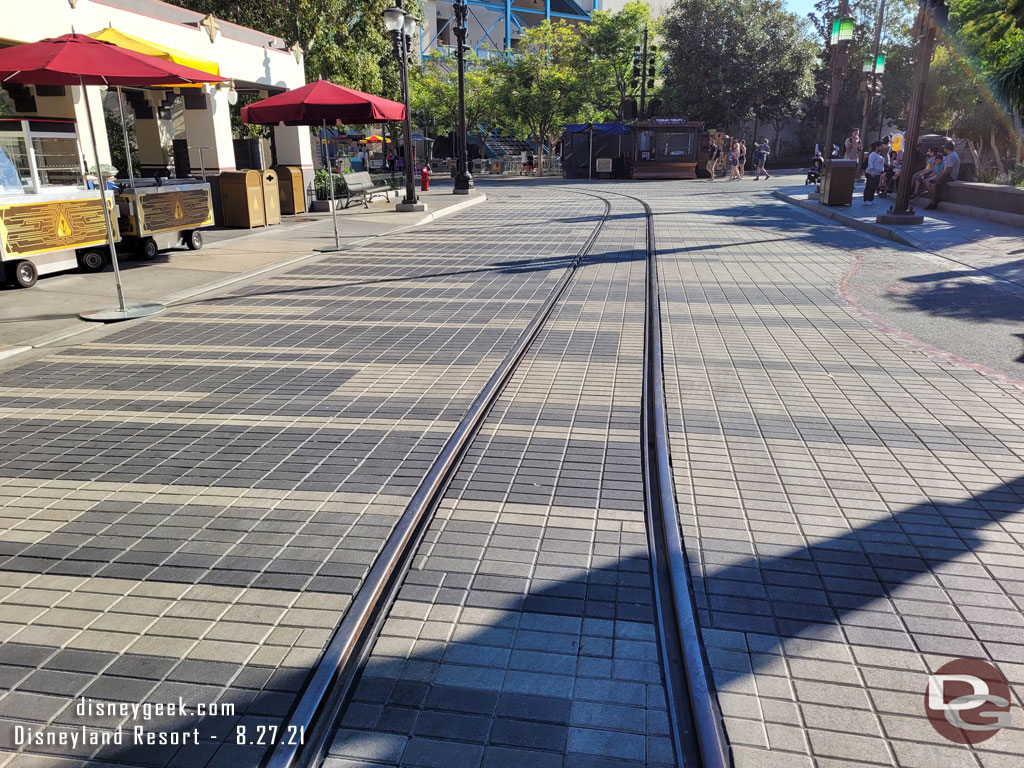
[[576, 1, 653, 120], [661, 0, 816, 132], [410, 53, 498, 139], [489, 22, 587, 173], [165, 0, 405, 100]]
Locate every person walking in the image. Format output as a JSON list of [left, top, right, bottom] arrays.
[[863, 141, 885, 205], [753, 138, 771, 180], [738, 140, 747, 178], [728, 139, 740, 180], [706, 137, 721, 181]]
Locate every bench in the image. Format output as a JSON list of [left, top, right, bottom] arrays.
[[912, 181, 1024, 228], [341, 171, 391, 209]]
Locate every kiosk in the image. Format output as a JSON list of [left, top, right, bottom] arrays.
[[629, 119, 704, 179], [0, 117, 119, 288]]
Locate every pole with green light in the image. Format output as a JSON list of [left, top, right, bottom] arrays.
[[822, 3, 854, 163], [858, 0, 887, 173]]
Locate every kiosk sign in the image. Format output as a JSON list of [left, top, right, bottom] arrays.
[[925, 658, 1010, 744]]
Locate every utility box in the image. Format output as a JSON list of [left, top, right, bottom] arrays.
[[273, 165, 305, 215], [821, 159, 857, 206], [219, 170, 266, 228], [261, 169, 281, 225]]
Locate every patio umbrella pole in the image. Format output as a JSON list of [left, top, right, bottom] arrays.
[[324, 119, 340, 251], [114, 85, 138, 211], [79, 77, 164, 322]]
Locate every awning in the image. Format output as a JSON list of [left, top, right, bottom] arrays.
[[88, 27, 221, 86], [563, 123, 630, 136]]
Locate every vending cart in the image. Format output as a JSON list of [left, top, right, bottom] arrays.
[[116, 178, 214, 257], [0, 117, 119, 288]]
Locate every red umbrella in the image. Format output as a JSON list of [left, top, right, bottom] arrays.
[[241, 79, 405, 125], [0, 33, 227, 86], [242, 80, 406, 251], [0, 34, 225, 321]]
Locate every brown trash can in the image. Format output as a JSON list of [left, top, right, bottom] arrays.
[[261, 169, 281, 225], [219, 170, 265, 228], [274, 165, 306, 215], [821, 159, 857, 206]]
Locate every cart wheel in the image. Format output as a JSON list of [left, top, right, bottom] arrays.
[[77, 250, 107, 273], [141, 238, 159, 260], [7, 260, 38, 288], [185, 230, 203, 251]]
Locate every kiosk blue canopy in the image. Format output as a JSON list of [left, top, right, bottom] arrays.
[[563, 123, 630, 135], [560, 123, 630, 178]]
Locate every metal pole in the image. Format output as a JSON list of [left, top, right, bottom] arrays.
[[82, 78, 126, 313], [589, 125, 593, 180], [454, 0, 474, 194], [400, 36, 417, 204], [114, 86, 137, 200], [885, 6, 936, 218], [858, 0, 886, 174], [640, 27, 648, 120], [822, 0, 850, 164], [324, 118, 340, 249]]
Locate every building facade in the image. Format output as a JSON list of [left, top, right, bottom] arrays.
[[0, 0, 314, 187]]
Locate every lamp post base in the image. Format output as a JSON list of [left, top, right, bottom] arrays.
[[454, 172, 474, 195], [80, 302, 166, 323], [396, 202, 427, 212], [876, 207, 923, 225]]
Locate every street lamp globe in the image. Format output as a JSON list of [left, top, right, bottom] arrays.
[[382, 7, 404, 32], [403, 14, 419, 37]]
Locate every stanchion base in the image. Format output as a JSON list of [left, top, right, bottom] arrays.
[[314, 245, 344, 253], [80, 302, 166, 323], [396, 202, 427, 212], [876, 207, 924, 225]]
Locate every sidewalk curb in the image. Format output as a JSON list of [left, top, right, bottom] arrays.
[[772, 189, 919, 248], [1, 193, 487, 364]]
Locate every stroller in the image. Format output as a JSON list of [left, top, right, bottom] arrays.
[[806, 153, 824, 185]]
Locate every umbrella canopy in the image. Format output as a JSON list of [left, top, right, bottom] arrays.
[[88, 27, 221, 87], [0, 33, 227, 86], [241, 79, 405, 126]]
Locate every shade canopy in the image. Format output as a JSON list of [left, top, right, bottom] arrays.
[[88, 27, 221, 86], [241, 79, 405, 126], [0, 33, 227, 86]]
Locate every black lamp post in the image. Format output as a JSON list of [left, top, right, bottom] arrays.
[[384, 4, 426, 212], [452, 0, 474, 194]]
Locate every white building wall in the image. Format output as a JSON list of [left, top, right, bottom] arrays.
[[0, 0, 312, 181]]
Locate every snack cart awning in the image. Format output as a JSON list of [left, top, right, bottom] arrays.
[[88, 27, 222, 82]]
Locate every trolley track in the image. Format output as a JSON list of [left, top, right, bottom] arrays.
[[262, 188, 731, 768]]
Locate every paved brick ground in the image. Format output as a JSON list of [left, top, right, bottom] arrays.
[[649, 183, 1024, 768], [324, 194, 676, 768], [0, 196, 603, 768]]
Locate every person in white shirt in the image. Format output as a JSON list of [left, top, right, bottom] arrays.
[[863, 141, 885, 205]]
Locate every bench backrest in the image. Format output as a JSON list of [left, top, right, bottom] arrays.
[[345, 171, 374, 192]]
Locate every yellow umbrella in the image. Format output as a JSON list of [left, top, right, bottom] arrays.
[[88, 27, 221, 85]]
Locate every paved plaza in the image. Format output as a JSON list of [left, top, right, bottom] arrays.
[[0, 177, 1022, 768]]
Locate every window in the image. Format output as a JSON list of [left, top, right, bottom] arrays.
[[0, 135, 30, 193], [31, 136, 84, 188], [655, 131, 696, 162]]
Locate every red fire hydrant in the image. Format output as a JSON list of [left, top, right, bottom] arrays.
[[420, 164, 430, 192]]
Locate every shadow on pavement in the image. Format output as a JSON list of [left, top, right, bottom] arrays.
[[0, 473, 1021, 766]]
